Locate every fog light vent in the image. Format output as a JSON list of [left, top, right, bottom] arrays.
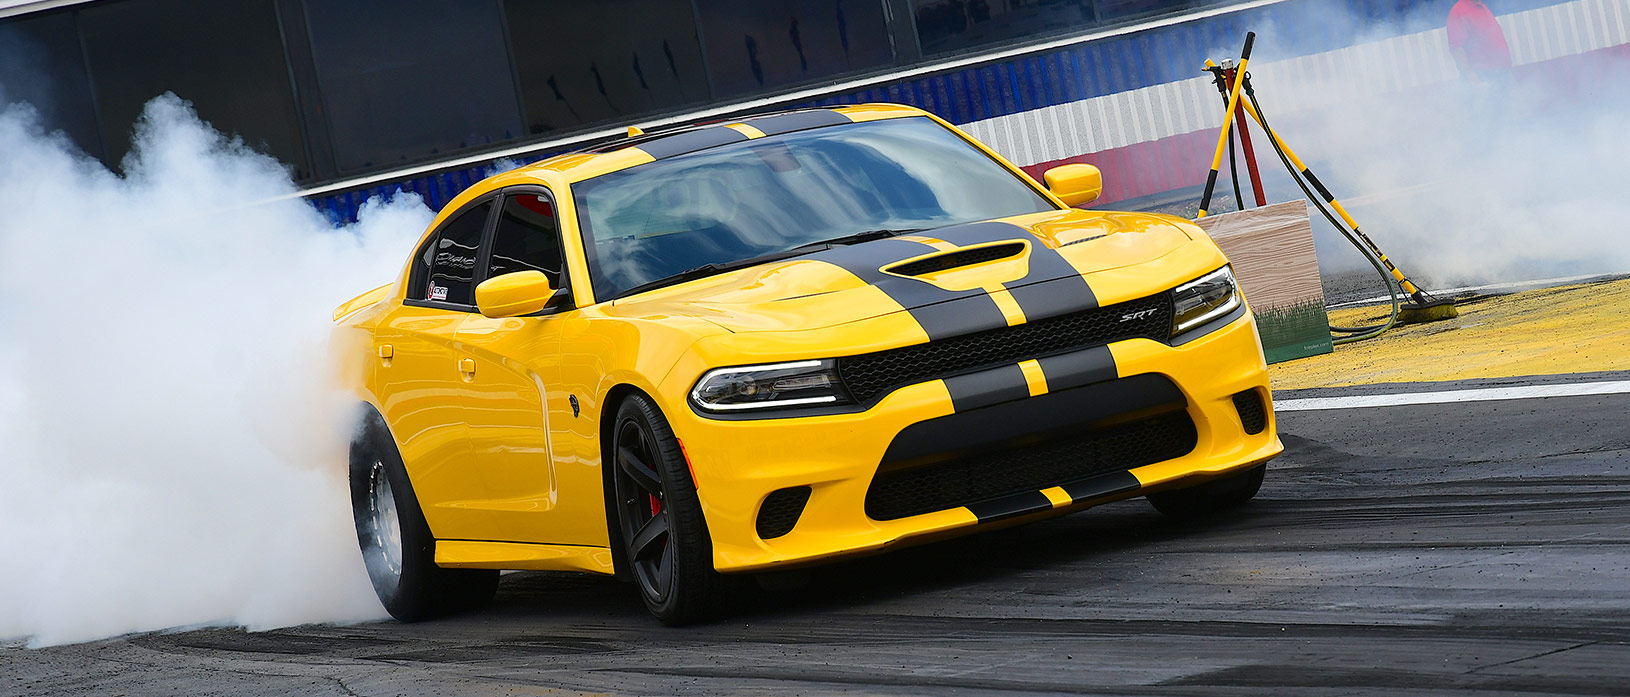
[[756, 487, 812, 540], [1233, 389, 1267, 435]]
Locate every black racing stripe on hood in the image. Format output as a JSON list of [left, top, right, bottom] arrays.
[[931, 221, 1097, 322], [741, 109, 853, 136], [634, 126, 749, 160], [810, 220, 1101, 413], [808, 238, 1008, 342]]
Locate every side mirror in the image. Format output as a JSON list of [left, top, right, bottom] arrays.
[[475, 271, 569, 318], [1043, 163, 1103, 207]]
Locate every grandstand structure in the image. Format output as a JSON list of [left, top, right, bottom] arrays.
[[0, 0, 1615, 222]]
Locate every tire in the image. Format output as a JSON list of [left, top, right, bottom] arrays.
[[610, 394, 729, 625], [350, 411, 498, 622], [1146, 463, 1266, 519]]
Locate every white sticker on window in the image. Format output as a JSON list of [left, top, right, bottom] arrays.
[[428, 283, 448, 301]]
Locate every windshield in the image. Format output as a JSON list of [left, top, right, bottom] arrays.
[[571, 116, 1056, 300]]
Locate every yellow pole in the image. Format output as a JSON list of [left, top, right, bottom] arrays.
[[1197, 32, 1255, 219]]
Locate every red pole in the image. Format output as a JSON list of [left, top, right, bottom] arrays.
[[1225, 67, 1268, 207]]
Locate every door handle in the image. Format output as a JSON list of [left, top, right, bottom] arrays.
[[458, 358, 476, 379]]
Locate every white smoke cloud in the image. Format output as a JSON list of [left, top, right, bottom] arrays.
[[1300, 69, 1630, 286], [0, 94, 432, 647], [1240, 3, 1630, 287]]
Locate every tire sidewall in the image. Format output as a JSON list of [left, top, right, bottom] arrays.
[[614, 394, 722, 623], [348, 412, 443, 619]]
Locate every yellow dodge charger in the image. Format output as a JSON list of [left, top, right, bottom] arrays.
[[332, 104, 1282, 625]]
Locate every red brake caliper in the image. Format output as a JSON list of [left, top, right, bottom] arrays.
[[648, 494, 662, 516]]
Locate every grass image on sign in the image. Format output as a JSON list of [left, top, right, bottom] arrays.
[[1192, 200, 1334, 364]]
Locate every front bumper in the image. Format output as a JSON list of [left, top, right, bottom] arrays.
[[669, 310, 1282, 573]]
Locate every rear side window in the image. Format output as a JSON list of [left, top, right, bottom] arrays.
[[489, 193, 564, 288], [411, 201, 492, 306]]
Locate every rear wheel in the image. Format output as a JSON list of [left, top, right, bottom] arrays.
[[350, 412, 498, 621], [1146, 463, 1266, 519], [611, 394, 728, 625]]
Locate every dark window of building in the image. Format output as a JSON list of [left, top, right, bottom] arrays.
[[76, 0, 308, 177], [910, 0, 1098, 56], [489, 193, 564, 288], [0, 11, 104, 160], [504, 0, 711, 136], [1094, 0, 1204, 22], [695, 0, 895, 99], [909, 0, 1215, 57], [304, 0, 524, 173], [413, 201, 493, 306]]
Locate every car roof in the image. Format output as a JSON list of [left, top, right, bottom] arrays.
[[483, 103, 930, 188]]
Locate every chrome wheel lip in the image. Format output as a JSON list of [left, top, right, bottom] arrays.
[[369, 459, 404, 578]]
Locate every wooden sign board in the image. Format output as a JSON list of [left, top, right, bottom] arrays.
[[1192, 200, 1334, 363]]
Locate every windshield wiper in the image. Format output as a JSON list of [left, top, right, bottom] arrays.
[[615, 247, 818, 299], [615, 229, 926, 300], [786, 227, 925, 251]]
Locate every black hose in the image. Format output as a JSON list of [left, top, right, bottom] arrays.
[[1243, 81, 1400, 342], [1228, 122, 1244, 212]]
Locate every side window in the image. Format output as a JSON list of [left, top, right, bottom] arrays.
[[489, 193, 564, 288], [414, 200, 492, 306]]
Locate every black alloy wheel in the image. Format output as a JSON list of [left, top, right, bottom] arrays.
[[610, 394, 728, 625], [615, 410, 675, 601]]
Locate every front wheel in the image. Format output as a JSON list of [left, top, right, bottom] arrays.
[[1146, 463, 1266, 519], [350, 412, 498, 621], [611, 394, 729, 625]]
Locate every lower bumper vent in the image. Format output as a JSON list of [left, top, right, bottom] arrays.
[[1232, 389, 1267, 435], [756, 486, 812, 539]]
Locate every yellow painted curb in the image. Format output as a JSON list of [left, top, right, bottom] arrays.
[[1269, 278, 1630, 391]]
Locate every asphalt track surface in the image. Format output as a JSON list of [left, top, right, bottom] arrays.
[[6, 375, 1628, 696]]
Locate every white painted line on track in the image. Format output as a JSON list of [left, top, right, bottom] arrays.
[[1275, 380, 1630, 411]]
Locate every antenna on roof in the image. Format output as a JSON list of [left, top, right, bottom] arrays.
[[626, 126, 644, 137]]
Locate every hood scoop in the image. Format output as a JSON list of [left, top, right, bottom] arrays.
[[885, 242, 1024, 277]]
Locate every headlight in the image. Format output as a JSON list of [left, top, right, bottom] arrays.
[[1170, 266, 1241, 337], [690, 359, 852, 413]]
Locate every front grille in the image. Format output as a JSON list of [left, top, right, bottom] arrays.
[[865, 410, 1198, 521], [1233, 389, 1267, 435], [755, 486, 812, 539], [838, 294, 1171, 404], [887, 244, 1024, 276]]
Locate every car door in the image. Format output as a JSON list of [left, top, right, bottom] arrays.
[[375, 197, 496, 541], [454, 188, 597, 545]]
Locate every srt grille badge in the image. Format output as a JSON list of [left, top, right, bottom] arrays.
[[1121, 308, 1159, 322]]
